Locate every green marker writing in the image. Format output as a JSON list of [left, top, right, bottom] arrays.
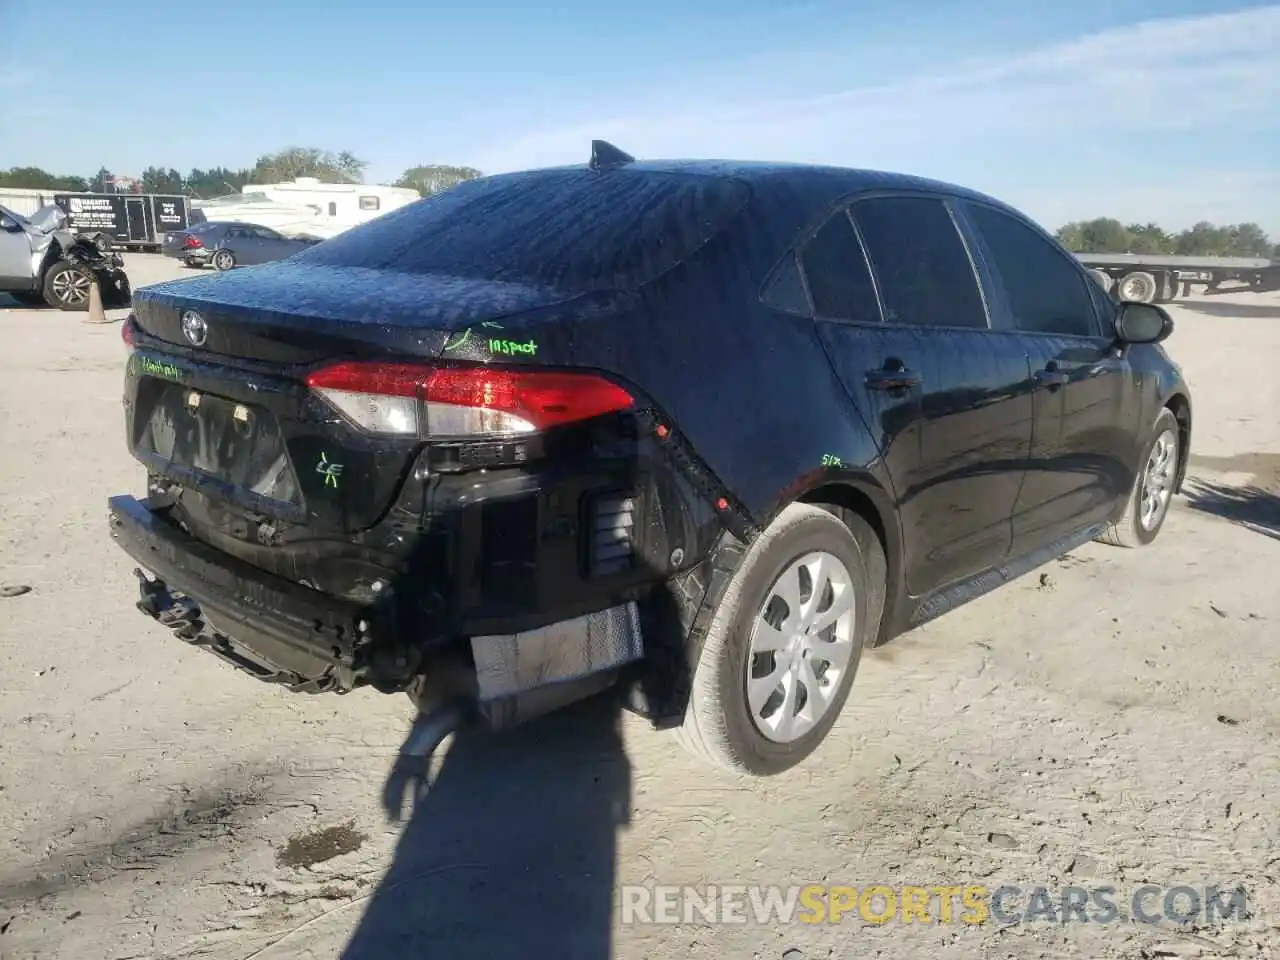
[[488, 338, 537, 357]]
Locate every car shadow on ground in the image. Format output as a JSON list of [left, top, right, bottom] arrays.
[[1175, 300, 1280, 320], [1182, 478, 1280, 542], [340, 692, 632, 960]]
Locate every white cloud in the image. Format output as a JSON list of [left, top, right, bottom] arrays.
[[470, 5, 1280, 232]]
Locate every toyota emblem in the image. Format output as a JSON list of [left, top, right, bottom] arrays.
[[181, 310, 207, 347]]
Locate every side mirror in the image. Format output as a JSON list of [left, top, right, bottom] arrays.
[[1114, 301, 1173, 345]]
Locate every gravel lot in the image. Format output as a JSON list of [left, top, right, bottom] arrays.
[[1, 255, 1278, 960]]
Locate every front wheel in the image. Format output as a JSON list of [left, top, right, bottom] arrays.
[[42, 260, 93, 311], [1096, 407, 1180, 548], [677, 503, 885, 776], [212, 249, 236, 272]]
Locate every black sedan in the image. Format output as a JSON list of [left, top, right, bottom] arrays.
[[161, 220, 320, 271], [111, 141, 1191, 776]]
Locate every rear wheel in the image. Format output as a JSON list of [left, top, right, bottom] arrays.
[[212, 249, 236, 272], [1117, 270, 1157, 303], [677, 503, 884, 776], [1096, 407, 1180, 548], [41, 260, 93, 311]]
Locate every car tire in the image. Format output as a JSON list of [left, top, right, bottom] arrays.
[[1116, 270, 1158, 303], [41, 260, 93, 311], [212, 250, 236, 272], [677, 502, 884, 776], [1096, 407, 1180, 548]]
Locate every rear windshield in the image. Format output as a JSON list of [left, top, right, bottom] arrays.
[[293, 168, 751, 292]]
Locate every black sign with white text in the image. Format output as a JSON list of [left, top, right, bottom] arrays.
[[53, 193, 190, 243]]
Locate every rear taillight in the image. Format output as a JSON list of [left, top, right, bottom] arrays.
[[182, 235, 203, 249], [305, 362, 635, 438], [121, 316, 137, 346]]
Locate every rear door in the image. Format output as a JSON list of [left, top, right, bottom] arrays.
[[225, 226, 265, 264], [806, 194, 1035, 596], [957, 201, 1138, 552], [251, 226, 297, 262]]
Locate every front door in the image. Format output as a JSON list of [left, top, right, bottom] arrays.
[[958, 201, 1140, 554], [802, 195, 1034, 597]]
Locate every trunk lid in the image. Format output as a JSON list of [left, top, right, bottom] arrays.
[[131, 261, 583, 364]]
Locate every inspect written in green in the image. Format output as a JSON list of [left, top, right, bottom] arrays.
[[488, 338, 537, 356]]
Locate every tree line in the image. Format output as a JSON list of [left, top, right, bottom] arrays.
[[2, 151, 1277, 259], [1056, 218, 1278, 259], [0, 146, 483, 200]]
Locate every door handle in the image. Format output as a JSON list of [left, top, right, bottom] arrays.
[[865, 365, 922, 391], [1034, 364, 1069, 388]]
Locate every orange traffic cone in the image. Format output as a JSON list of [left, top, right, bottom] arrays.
[[85, 276, 110, 324]]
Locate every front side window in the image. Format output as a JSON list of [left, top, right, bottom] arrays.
[[851, 196, 988, 329], [965, 203, 1100, 338]]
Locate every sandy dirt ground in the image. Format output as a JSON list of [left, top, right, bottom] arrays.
[[1, 255, 1278, 960]]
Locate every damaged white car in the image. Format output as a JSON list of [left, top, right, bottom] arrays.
[[0, 203, 131, 310]]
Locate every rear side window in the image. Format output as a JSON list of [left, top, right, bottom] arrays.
[[965, 203, 1100, 338], [852, 197, 987, 329], [798, 209, 880, 324], [761, 252, 810, 315], [296, 169, 751, 292]]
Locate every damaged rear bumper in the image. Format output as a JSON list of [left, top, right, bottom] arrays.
[[107, 494, 651, 725], [109, 494, 376, 693]]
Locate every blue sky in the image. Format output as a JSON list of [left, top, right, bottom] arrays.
[[1, 0, 1276, 234]]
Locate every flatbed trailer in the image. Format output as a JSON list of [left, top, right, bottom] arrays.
[[1074, 252, 1280, 303]]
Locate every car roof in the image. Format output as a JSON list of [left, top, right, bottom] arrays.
[[486, 157, 1035, 237], [542, 156, 1010, 202]]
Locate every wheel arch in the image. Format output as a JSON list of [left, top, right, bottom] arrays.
[[36, 239, 66, 282], [795, 475, 902, 646], [1163, 389, 1192, 494]]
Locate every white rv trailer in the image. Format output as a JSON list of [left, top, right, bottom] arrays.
[[239, 178, 421, 233]]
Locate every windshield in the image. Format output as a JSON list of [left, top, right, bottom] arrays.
[[0, 204, 34, 231], [293, 168, 751, 292]]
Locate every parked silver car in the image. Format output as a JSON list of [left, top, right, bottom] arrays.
[[162, 220, 322, 271], [0, 203, 131, 310]]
